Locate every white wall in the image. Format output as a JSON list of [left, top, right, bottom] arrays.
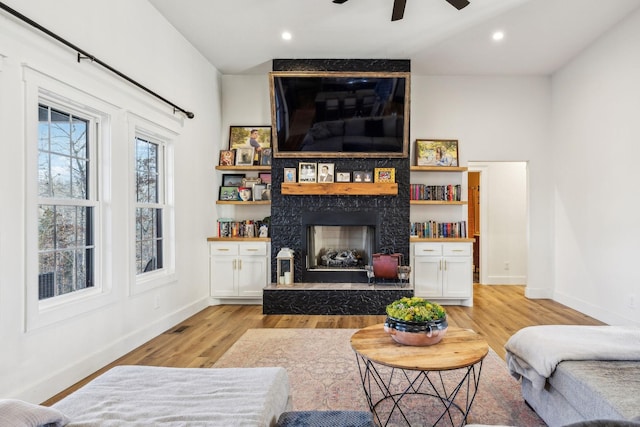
[[0, 0, 220, 402], [551, 8, 640, 325]]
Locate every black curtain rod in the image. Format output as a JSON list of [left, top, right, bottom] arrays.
[[0, 2, 195, 119]]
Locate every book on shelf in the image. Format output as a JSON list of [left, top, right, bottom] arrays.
[[410, 184, 462, 201], [217, 218, 269, 238], [410, 220, 467, 238]]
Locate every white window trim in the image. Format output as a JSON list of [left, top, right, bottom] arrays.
[[128, 114, 177, 295], [24, 66, 116, 331]]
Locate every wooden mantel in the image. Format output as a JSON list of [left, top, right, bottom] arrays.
[[281, 182, 398, 196]]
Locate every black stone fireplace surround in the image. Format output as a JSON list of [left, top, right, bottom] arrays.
[[264, 59, 413, 315]]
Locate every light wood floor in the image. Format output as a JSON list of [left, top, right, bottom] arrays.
[[43, 284, 604, 405]]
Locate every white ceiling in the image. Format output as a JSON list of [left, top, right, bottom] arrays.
[[148, 0, 640, 75]]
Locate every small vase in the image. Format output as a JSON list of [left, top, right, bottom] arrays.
[[383, 315, 448, 346]]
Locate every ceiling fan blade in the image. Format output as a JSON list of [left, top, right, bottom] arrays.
[[332, 0, 348, 3], [391, 0, 407, 21], [445, 0, 470, 10]]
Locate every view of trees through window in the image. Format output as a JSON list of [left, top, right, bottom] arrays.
[[135, 137, 164, 275], [37, 104, 95, 300]]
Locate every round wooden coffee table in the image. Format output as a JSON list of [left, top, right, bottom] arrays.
[[351, 324, 489, 427]]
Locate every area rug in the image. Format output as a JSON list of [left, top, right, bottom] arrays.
[[213, 328, 545, 426]]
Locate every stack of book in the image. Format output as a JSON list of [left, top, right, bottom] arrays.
[[411, 221, 467, 238], [410, 184, 462, 201]]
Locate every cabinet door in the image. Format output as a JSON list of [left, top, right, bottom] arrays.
[[442, 256, 472, 298], [413, 256, 443, 297], [236, 256, 267, 297], [210, 256, 237, 297]]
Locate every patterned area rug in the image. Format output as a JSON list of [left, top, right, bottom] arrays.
[[213, 328, 545, 426]]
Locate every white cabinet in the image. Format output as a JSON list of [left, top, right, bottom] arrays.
[[411, 242, 473, 306], [209, 241, 269, 299]]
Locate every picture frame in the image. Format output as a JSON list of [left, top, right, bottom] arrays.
[[283, 168, 297, 183], [237, 186, 252, 202], [235, 147, 254, 166], [374, 167, 396, 183], [219, 150, 235, 166], [222, 173, 245, 187], [252, 183, 267, 201], [228, 126, 272, 151], [298, 162, 317, 183], [353, 171, 366, 183], [363, 171, 373, 183], [258, 172, 272, 184], [260, 148, 272, 166], [336, 171, 351, 183], [241, 177, 262, 187], [317, 163, 335, 183], [415, 139, 459, 167], [219, 186, 239, 201]]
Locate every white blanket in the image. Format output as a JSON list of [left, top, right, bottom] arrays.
[[504, 325, 640, 390]]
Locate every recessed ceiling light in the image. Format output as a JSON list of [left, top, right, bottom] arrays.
[[492, 31, 505, 41], [281, 31, 292, 41]]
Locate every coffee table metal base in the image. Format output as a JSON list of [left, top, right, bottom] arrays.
[[354, 353, 484, 427]]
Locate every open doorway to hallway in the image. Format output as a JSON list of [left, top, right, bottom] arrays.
[[468, 162, 528, 286]]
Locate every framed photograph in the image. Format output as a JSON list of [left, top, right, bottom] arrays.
[[298, 162, 317, 183], [242, 177, 262, 187], [235, 147, 254, 166], [284, 168, 297, 183], [260, 148, 272, 166], [353, 171, 366, 183], [228, 126, 272, 151], [237, 186, 252, 202], [363, 171, 373, 183], [252, 183, 267, 201], [222, 173, 245, 186], [374, 167, 396, 183], [415, 139, 459, 167], [258, 172, 272, 184], [317, 163, 335, 183], [219, 150, 235, 166], [219, 186, 239, 201], [336, 171, 351, 182]]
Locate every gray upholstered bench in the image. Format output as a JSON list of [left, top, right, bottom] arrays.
[[275, 410, 375, 427]]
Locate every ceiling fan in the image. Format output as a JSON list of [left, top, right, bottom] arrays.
[[332, 0, 470, 21]]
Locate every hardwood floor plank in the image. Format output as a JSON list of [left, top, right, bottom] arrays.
[[42, 284, 604, 405]]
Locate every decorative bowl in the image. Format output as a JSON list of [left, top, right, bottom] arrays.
[[383, 296, 448, 346]]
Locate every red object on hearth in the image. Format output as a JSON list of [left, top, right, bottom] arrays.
[[372, 253, 403, 279]]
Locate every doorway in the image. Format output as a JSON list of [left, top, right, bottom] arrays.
[[468, 171, 481, 283]]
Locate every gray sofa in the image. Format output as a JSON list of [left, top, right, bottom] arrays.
[[505, 325, 640, 427], [300, 115, 403, 152], [2, 366, 292, 427]]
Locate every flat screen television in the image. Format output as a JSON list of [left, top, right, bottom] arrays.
[[269, 71, 410, 158]]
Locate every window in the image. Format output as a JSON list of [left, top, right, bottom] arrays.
[[135, 136, 165, 275], [37, 104, 96, 299]]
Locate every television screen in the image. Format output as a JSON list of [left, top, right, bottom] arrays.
[[269, 72, 410, 158]]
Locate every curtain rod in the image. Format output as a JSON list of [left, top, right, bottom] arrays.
[[0, 2, 195, 119]]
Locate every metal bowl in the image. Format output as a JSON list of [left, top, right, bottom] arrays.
[[383, 316, 448, 346]]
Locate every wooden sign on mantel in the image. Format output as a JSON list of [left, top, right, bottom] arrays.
[[281, 182, 398, 196]]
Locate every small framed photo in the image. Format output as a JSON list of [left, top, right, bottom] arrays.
[[284, 168, 297, 183], [260, 148, 272, 166], [242, 177, 262, 187], [228, 126, 272, 151], [336, 171, 351, 182], [235, 147, 254, 166], [219, 186, 239, 201], [298, 162, 317, 183], [374, 167, 396, 183], [258, 172, 272, 184], [222, 173, 245, 186], [415, 139, 459, 167], [353, 171, 366, 182], [219, 150, 235, 166], [252, 183, 267, 201], [363, 171, 373, 183], [317, 163, 335, 183], [237, 186, 252, 202]]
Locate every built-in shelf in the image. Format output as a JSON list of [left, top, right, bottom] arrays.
[[410, 200, 468, 205], [207, 237, 270, 242], [410, 237, 475, 243], [410, 166, 468, 172], [215, 165, 271, 171], [281, 182, 398, 196], [216, 200, 271, 205]]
